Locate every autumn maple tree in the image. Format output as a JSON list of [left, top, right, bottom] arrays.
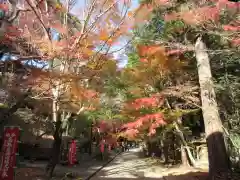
[[0, 0, 136, 177], [114, 46, 187, 143]]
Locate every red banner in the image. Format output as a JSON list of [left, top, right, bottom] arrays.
[[108, 144, 111, 152], [100, 140, 105, 153], [0, 127, 20, 180], [68, 140, 77, 166]]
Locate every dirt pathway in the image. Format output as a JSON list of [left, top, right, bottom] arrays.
[[90, 148, 208, 180]]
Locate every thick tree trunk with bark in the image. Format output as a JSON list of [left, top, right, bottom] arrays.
[[195, 37, 230, 179]]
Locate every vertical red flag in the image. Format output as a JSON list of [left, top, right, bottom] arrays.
[[0, 127, 20, 180], [108, 144, 111, 152], [100, 140, 104, 153], [68, 140, 77, 166]]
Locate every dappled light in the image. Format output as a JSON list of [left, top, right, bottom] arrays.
[[90, 149, 208, 180]]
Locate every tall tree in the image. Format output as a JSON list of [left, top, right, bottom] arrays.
[[195, 36, 230, 177]]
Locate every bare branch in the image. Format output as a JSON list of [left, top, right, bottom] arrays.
[[25, 0, 52, 42]]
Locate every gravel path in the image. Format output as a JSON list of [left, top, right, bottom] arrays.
[[90, 148, 208, 180], [91, 148, 164, 179]]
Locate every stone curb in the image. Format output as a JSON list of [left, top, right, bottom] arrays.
[[84, 151, 122, 180]]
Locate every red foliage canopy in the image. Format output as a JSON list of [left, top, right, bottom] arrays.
[[163, 0, 240, 47], [126, 94, 164, 110], [122, 94, 166, 139], [122, 113, 166, 137]]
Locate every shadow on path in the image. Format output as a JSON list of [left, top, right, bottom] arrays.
[[90, 148, 208, 180]]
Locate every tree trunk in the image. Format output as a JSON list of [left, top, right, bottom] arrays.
[[45, 110, 72, 178], [45, 96, 61, 178], [181, 145, 189, 166], [45, 120, 62, 178], [174, 122, 197, 167], [195, 37, 230, 178], [172, 133, 176, 163], [163, 139, 169, 164], [45, 104, 82, 177], [89, 123, 93, 155]]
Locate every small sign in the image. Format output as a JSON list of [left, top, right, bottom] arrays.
[[0, 127, 20, 180]]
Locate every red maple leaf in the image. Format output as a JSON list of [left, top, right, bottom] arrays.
[[223, 25, 240, 31], [127, 94, 164, 110], [122, 112, 166, 138]]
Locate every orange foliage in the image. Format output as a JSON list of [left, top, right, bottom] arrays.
[[99, 29, 110, 41], [138, 45, 165, 57], [133, 4, 153, 25], [137, 44, 183, 73], [164, 6, 220, 25], [125, 94, 164, 110], [139, 58, 148, 63], [9, 0, 133, 62], [0, 0, 138, 113], [70, 82, 98, 101]]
